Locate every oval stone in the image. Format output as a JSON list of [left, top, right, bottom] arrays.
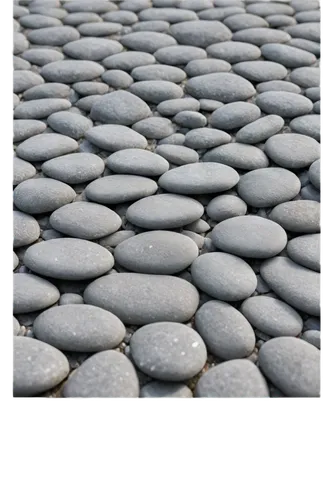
[[289, 115, 320, 142], [86, 125, 148, 151], [41, 60, 104, 83], [13, 119, 47, 143], [102, 51, 156, 70], [184, 128, 231, 149], [13, 273, 60, 314], [14, 98, 72, 120], [140, 382, 193, 398], [13, 157, 36, 186], [14, 178, 75, 214], [185, 72, 256, 102], [27, 26, 80, 45], [130, 80, 184, 103], [154, 45, 207, 65], [232, 27, 291, 45], [233, 60, 288, 82], [13, 211, 40, 248], [131, 64, 186, 83], [121, 31, 177, 53], [206, 41, 261, 63], [157, 97, 200, 116], [261, 43, 316, 68], [184, 58, 231, 77], [309, 159, 320, 190], [236, 115, 284, 144], [90, 90, 152, 125], [256, 91, 313, 117], [169, 20, 232, 47], [269, 200, 320, 233], [265, 133, 320, 169], [41, 153, 105, 184], [206, 194, 247, 222], [85, 175, 157, 204], [203, 143, 269, 170], [155, 144, 199, 165], [287, 234, 320, 272], [290, 66, 320, 88], [63, 37, 122, 60], [47, 111, 93, 139], [16, 134, 78, 162], [106, 149, 169, 177], [23, 83, 71, 100], [210, 102, 261, 130], [21, 48, 65, 66]]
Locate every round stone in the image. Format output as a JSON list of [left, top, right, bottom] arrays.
[[287, 38, 320, 56], [236, 115, 284, 144], [184, 128, 231, 149], [62, 351, 139, 398], [126, 193, 204, 229], [132, 117, 174, 139], [73, 82, 109, 96], [23, 83, 71, 100], [130, 322, 207, 381], [210, 102, 261, 130], [106, 149, 169, 177], [13, 119, 47, 143], [184, 58, 231, 77], [14, 178, 75, 215], [203, 143, 269, 171], [207, 194, 247, 222], [41, 153, 105, 184], [309, 159, 320, 190], [260, 256, 320, 316], [232, 60, 288, 82], [223, 13, 269, 31], [258, 337, 320, 397], [86, 124, 148, 151], [50, 202, 122, 240], [265, 133, 320, 169], [13, 316, 20, 336], [14, 98, 72, 120], [195, 359, 269, 397], [191, 252, 257, 301], [289, 115, 320, 142], [20, 14, 62, 29], [47, 111, 92, 139], [157, 97, 200, 116], [16, 134, 78, 162], [13, 273, 60, 314], [13, 211, 40, 248], [186, 73, 255, 102], [237, 167, 301, 207], [41, 60, 104, 83], [212, 215, 287, 258], [59, 293, 84, 306], [158, 162, 239, 194], [13, 70, 44, 94], [13, 157, 36, 186], [34, 304, 125, 352], [269, 200, 320, 233], [159, 133, 186, 145], [287, 234, 320, 272], [285, 21, 320, 42], [154, 45, 207, 65], [173, 111, 207, 129], [130, 81, 183, 103], [169, 20, 232, 47], [256, 91, 313, 117], [78, 22, 122, 35], [103, 51, 156, 70], [195, 300, 255, 360], [84, 273, 200, 325], [24, 238, 114, 280], [27, 26, 80, 46], [232, 27, 291, 46], [206, 41, 261, 63], [240, 296, 303, 337], [14, 337, 69, 397], [90, 90, 152, 125], [63, 38, 122, 61], [21, 48, 65, 66], [121, 31, 177, 53], [140, 382, 193, 398], [85, 175, 157, 204], [101, 70, 133, 89], [155, 144, 199, 164], [256, 80, 301, 94], [261, 43, 316, 68], [114, 230, 199, 274]]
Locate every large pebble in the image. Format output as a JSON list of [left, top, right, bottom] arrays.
[[21, 48, 65, 66], [191, 252, 257, 301], [27, 26, 80, 46], [269, 200, 320, 233], [85, 175, 157, 204], [289, 115, 320, 142], [13, 70, 44, 94], [203, 143, 269, 170], [261, 43, 316, 68], [47, 111, 92, 139], [232, 27, 291, 45], [206, 40, 261, 63], [155, 144, 199, 164], [309, 159, 320, 190], [210, 102, 261, 130], [63, 38, 122, 61], [41, 60, 104, 83], [169, 20, 232, 47], [233, 60, 287, 82], [133, 117, 174, 139], [14, 178, 75, 214], [130, 322, 207, 381], [130, 80, 183, 103], [154, 45, 207, 65], [13, 119, 47, 143], [186, 72, 255, 102], [285, 22, 320, 43], [287, 234, 320, 272], [131, 64, 186, 83], [236, 115, 284, 144], [114, 230, 199, 274], [14, 98, 71, 120], [106, 149, 169, 177], [121, 31, 177, 53], [13, 273, 60, 314], [157, 97, 200, 116], [185, 58, 231, 76], [103, 51, 156, 70], [256, 80, 301, 94], [184, 128, 231, 149], [13, 211, 40, 248], [23, 83, 71, 100], [86, 124, 147, 151], [223, 13, 269, 31], [64, 1, 117, 13], [34, 304, 125, 352], [42, 153, 105, 184], [256, 91, 313, 117], [84, 273, 199, 324], [16, 133, 78, 162], [13, 157, 36, 186], [265, 133, 320, 169], [90, 90, 151, 125], [206, 194, 247, 222]]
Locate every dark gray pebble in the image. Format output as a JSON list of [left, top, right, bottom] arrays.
[[236, 115, 284, 144], [63, 37, 122, 61], [301, 330, 320, 350]]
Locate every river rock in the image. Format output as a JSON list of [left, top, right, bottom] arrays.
[[106, 149, 169, 176], [269, 200, 320, 233], [85, 174, 157, 204], [265, 133, 320, 169], [287, 234, 320, 272], [41, 153, 105, 184], [236, 115, 284, 144], [256, 91, 313, 117], [90, 90, 152, 125], [210, 102, 261, 130], [13, 211, 40, 248], [16, 133, 78, 162], [203, 143, 269, 170], [140, 382, 193, 398], [14, 178, 76, 214], [13, 273, 60, 314], [169, 20, 232, 47], [206, 194, 247, 221], [86, 124, 148, 151], [186, 72, 255, 102], [41, 60, 104, 83], [206, 40, 261, 63]]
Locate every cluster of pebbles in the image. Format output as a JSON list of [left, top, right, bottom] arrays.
[[13, 0, 320, 398]]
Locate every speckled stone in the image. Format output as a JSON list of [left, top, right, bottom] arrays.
[[157, 97, 200, 116], [13, 157, 36, 186], [269, 200, 320, 233], [206, 40, 261, 63], [27, 26, 80, 46], [210, 102, 261, 130], [287, 234, 320, 272], [184, 128, 231, 149], [106, 149, 169, 177], [63, 37, 122, 61], [121, 31, 177, 53], [13, 273, 60, 314], [16, 134, 78, 162], [169, 20, 232, 47], [203, 143, 269, 171], [13, 70, 44, 94], [13, 211, 40, 248], [265, 133, 320, 169], [261, 42, 316, 68], [101, 70, 134, 89], [140, 382, 193, 398], [86, 124, 148, 151], [21, 48, 65, 66], [186, 72, 256, 102], [232, 27, 291, 46], [132, 117, 174, 139], [155, 144, 199, 165], [154, 45, 207, 65], [289, 114, 320, 142], [41, 153, 105, 184], [90, 90, 152, 125], [23, 83, 71, 100], [14, 98, 72, 120], [256, 91, 313, 117], [85, 175, 158, 204], [14, 178, 76, 214], [41, 60, 105, 83], [309, 159, 320, 191], [256, 80, 301, 94], [13, 119, 47, 143], [184, 58, 231, 76], [233, 60, 288, 82], [130, 80, 184, 103], [236, 115, 284, 144]]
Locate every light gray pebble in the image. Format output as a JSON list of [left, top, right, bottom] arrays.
[[173, 111, 207, 128], [47, 111, 92, 139], [236, 115, 284, 144], [223, 13, 269, 31], [86, 124, 148, 151], [76, 95, 104, 113], [131, 64, 186, 83], [65, 0, 117, 14], [287, 233, 320, 272], [210, 101, 261, 130], [13, 119, 47, 143], [265, 133, 320, 169], [27, 26, 80, 46], [233, 60, 287, 82], [14, 98, 71, 120], [184, 128, 231, 149], [14, 32, 29, 55], [13, 316, 20, 336], [42, 152, 104, 184], [19, 13, 63, 29], [157, 97, 200, 116], [121, 31, 177, 53], [101, 70, 133, 89], [305, 87, 320, 102], [14, 178, 76, 214], [199, 99, 224, 111], [90, 90, 152, 126], [59, 293, 84, 305], [77, 21, 122, 36], [28, 7, 67, 19], [285, 22, 320, 43], [154, 45, 207, 65], [13, 157, 36, 186], [169, 20, 232, 47], [290, 115, 320, 142], [138, 7, 198, 23], [103, 10, 138, 24], [132, 20, 170, 32], [13, 70, 44, 94], [23, 83, 71, 101], [287, 37, 320, 56], [290, 67, 320, 88], [85, 174, 157, 204], [206, 40, 261, 63], [264, 14, 296, 28], [313, 100, 320, 114], [22, 48, 65, 66], [63, 12, 103, 25], [155, 144, 199, 164], [301, 330, 320, 350], [13, 211, 40, 248], [184, 58, 231, 76], [99, 230, 136, 248], [232, 27, 291, 46], [73, 82, 109, 96], [256, 80, 301, 94], [41, 60, 104, 83], [14, 56, 31, 71], [63, 37, 122, 61], [107, 149, 169, 177], [270, 200, 320, 233], [130, 80, 184, 103], [102, 51, 156, 70], [42, 229, 64, 241], [181, 230, 204, 248], [133, 117, 174, 139], [13, 273, 60, 314], [309, 159, 320, 191], [13, 252, 19, 270], [140, 381, 193, 398], [206, 194, 247, 222], [16, 133, 78, 162], [261, 43, 316, 68], [256, 91, 313, 117], [295, 10, 320, 23], [186, 72, 255, 102], [158, 133, 186, 145], [199, 6, 245, 20], [203, 143, 269, 171], [185, 218, 210, 233]]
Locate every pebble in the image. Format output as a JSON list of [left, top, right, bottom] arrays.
[[159, 162, 239, 195], [232, 27, 291, 45], [223, 13, 269, 31], [65, 1, 117, 13], [13, 119, 47, 143], [305, 87, 320, 102], [21, 48, 65, 66], [212, 215, 287, 259], [270, 200, 320, 233], [41, 60, 104, 83], [13, 316, 20, 336], [107, 149, 169, 177], [191, 252, 257, 301], [159, 133, 185, 145], [13, 337, 69, 397], [121, 31, 177, 53], [132, 117, 174, 139], [34, 304, 125, 352], [16, 133, 78, 162], [84, 273, 200, 324], [13, 273, 60, 314], [287, 37, 320, 56], [99, 230, 136, 248], [131, 322, 206, 381], [184, 128, 231, 149], [290, 67, 320, 88], [103, 11, 138, 24], [206, 40, 261, 63], [287, 234, 320, 272], [130, 80, 184, 103], [50, 202, 122, 240], [59, 293, 84, 305], [309, 159, 320, 190], [13, 211, 40, 248], [79, 21, 122, 34], [23, 83, 71, 101], [265, 133, 320, 169], [266, 15, 297, 27], [101, 70, 133, 89], [206, 194, 247, 222], [27, 26, 80, 46], [154, 45, 208, 65], [13, 70, 44, 94], [131, 64, 186, 83], [313, 100, 320, 114], [42, 152, 105, 184], [237, 167, 301, 207], [289, 115, 320, 142], [85, 175, 157, 204], [203, 143, 269, 170], [173, 111, 207, 129], [132, 20, 171, 32], [24, 238, 114, 280], [240, 296, 303, 338], [301, 330, 320, 350], [195, 359, 269, 397], [301, 183, 320, 202], [256, 80, 301, 94], [126, 193, 204, 229], [14, 178, 76, 214], [258, 337, 320, 397], [14, 32, 29, 55], [210, 102, 261, 130], [13, 157, 36, 186], [13, 252, 19, 271], [170, 20, 232, 47], [233, 60, 287, 82], [261, 43, 316, 68], [157, 97, 200, 116], [73, 82, 109, 96], [114, 230, 199, 274], [47, 111, 92, 139], [62, 351, 139, 398], [14, 56, 31, 71], [260, 256, 320, 316], [138, 7, 198, 23], [63, 12, 103, 25], [86, 124, 148, 151], [195, 300, 255, 360], [19, 13, 63, 29], [184, 58, 231, 77], [155, 144, 199, 164], [63, 38, 122, 61], [140, 382, 193, 398], [256, 91, 313, 117], [186, 72, 255, 102], [236, 115, 284, 144], [102, 51, 156, 70], [285, 22, 320, 43], [14, 98, 72, 120]]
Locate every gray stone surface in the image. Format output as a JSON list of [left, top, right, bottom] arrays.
[[256, 91, 313, 117], [157, 97, 200, 116], [203, 143, 269, 170], [154, 45, 207, 65], [106, 149, 169, 176], [23, 83, 71, 100], [85, 174, 157, 204], [13, 316, 20, 336], [232, 27, 291, 45], [72, 82, 109, 96], [290, 66, 320, 88], [14, 98, 72, 120], [131, 64, 186, 83], [207, 194, 247, 222], [206, 40, 261, 63], [42, 153, 105, 184], [223, 12, 269, 31], [14, 178, 76, 214], [186, 72, 256, 102], [63, 37, 122, 60], [256, 80, 301, 94], [13, 119, 47, 143], [47, 111, 93, 139], [140, 382, 193, 398], [265, 133, 320, 169], [155, 144, 199, 164], [133, 117, 174, 139], [184, 128, 231, 149], [301, 330, 320, 350], [269, 200, 320, 233], [101, 69, 134, 88], [261, 42, 316, 68], [13, 252, 19, 271], [86, 124, 148, 151], [173, 111, 207, 129], [309, 159, 320, 190], [184, 58, 231, 77], [22, 48, 65, 66], [90, 90, 152, 125], [13, 70, 44, 94], [210, 102, 261, 130], [169, 20, 232, 47], [27, 26, 80, 46], [41, 60, 104, 83], [130, 80, 184, 103], [16, 133, 78, 162], [289, 114, 320, 141], [13, 273, 60, 314], [121, 31, 177, 53], [103, 51, 156, 70], [13, 211, 40, 248], [233, 60, 287, 82], [59, 293, 84, 306], [287, 234, 320, 272], [236, 115, 284, 144]]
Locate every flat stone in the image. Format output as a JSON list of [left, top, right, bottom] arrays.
[[258, 337, 320, 397], [13, 70, 44, 94], [106, 149, 169, 176], [126, 193, 204, 229], [50, 202, 121, 240], [19, 13, 63, 29], [195, 359, 269, 397], [290, 67, 320, 88], [287, 37, 320, 56], [130, 81, 183, 103], [114, 230, 199, 274], [305, 87, 320, 102], [23, 83, 71, 100], [27, 26, 80, 45], [186, 72, 256, 102], [246, 2, 295, 16], [155, 144, 199, 164], [223, 13, 269, 31], [210, 102, 261, 130], [154, 45, 207, 65], [103, 10, 138, 24], [287, 234, 320, 271], [132, 117, 174, 139], [62, 350, 139, 398], [24, 238, 114, 280], [206, 41, 261, 63], [41, 60, 104, 83], [101, 70, 134, 89], [301, 183, 320, 202], [237, 167, 301, 207], [256, 91, 313, 117], [240, 296, 303, 337], [138, 7, 198, 23], [184, 128, 231, 149], [102, 51, 156, 70], [212, 215, 287, 258], [13, 119, 47, 143], [256, 80, 301, 94], [13, 211, 40, 248], [195, 300, 255, 360], [285, 22, 320, 42], [13, 273, 60, 314], [265, 133, 320, 169], [159, 133, 186, 145], [131, 64, 186, 83], [302, 330, 320, 350], [173, 111, 207, 128], [63, 12, 104, 25], [132, 20, 171, 32], [21, 48, 65, 66], [13, 337, 69, 397], [78, 21, 122, 35], [157, 97, 200, 116], [34, 304, 125, 352], [309, 159, 320, 190], [85, 175, 157, 204], [270, 200, 320, 233], [289, 115, 320, 141], [65, 1, 117, 13], [84, 273, 200, 324], [47, 111, 92, 139], [72, 82, 109, 96], [236, 115, 284, 144], [184, 58, 231, 76], [203, 143, 269, 170], [233, 60, 287, 82], [169, 20, 232, 47], [191, 252, 257, 301], [14, 178, 76, 214], [16, 133, 78, 163], [158, 162, 239, 194], [99, 230, 136, 248], [206, 194, 247, 221], [76, 95, 104, 113], [86, 124, 148, 151], [261, 43, 317, 68], [13, 32, 30, 55], [59, 293, 84, 305], [130, 322, 207, 381], [121, 31, 177, 53], [92, 90, 152, 126], [14, 56, 31, 71], [13, 157, 36, 186], [14, 98, 72, 120], [140, 382, 193, 398], [42, 153, 105, 184], [260, 256, 320, 316], [313, 100, 320, 114], [232, 27, 291, 45], [28, 7, 67, 18], [63, 38, 122, 60]]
